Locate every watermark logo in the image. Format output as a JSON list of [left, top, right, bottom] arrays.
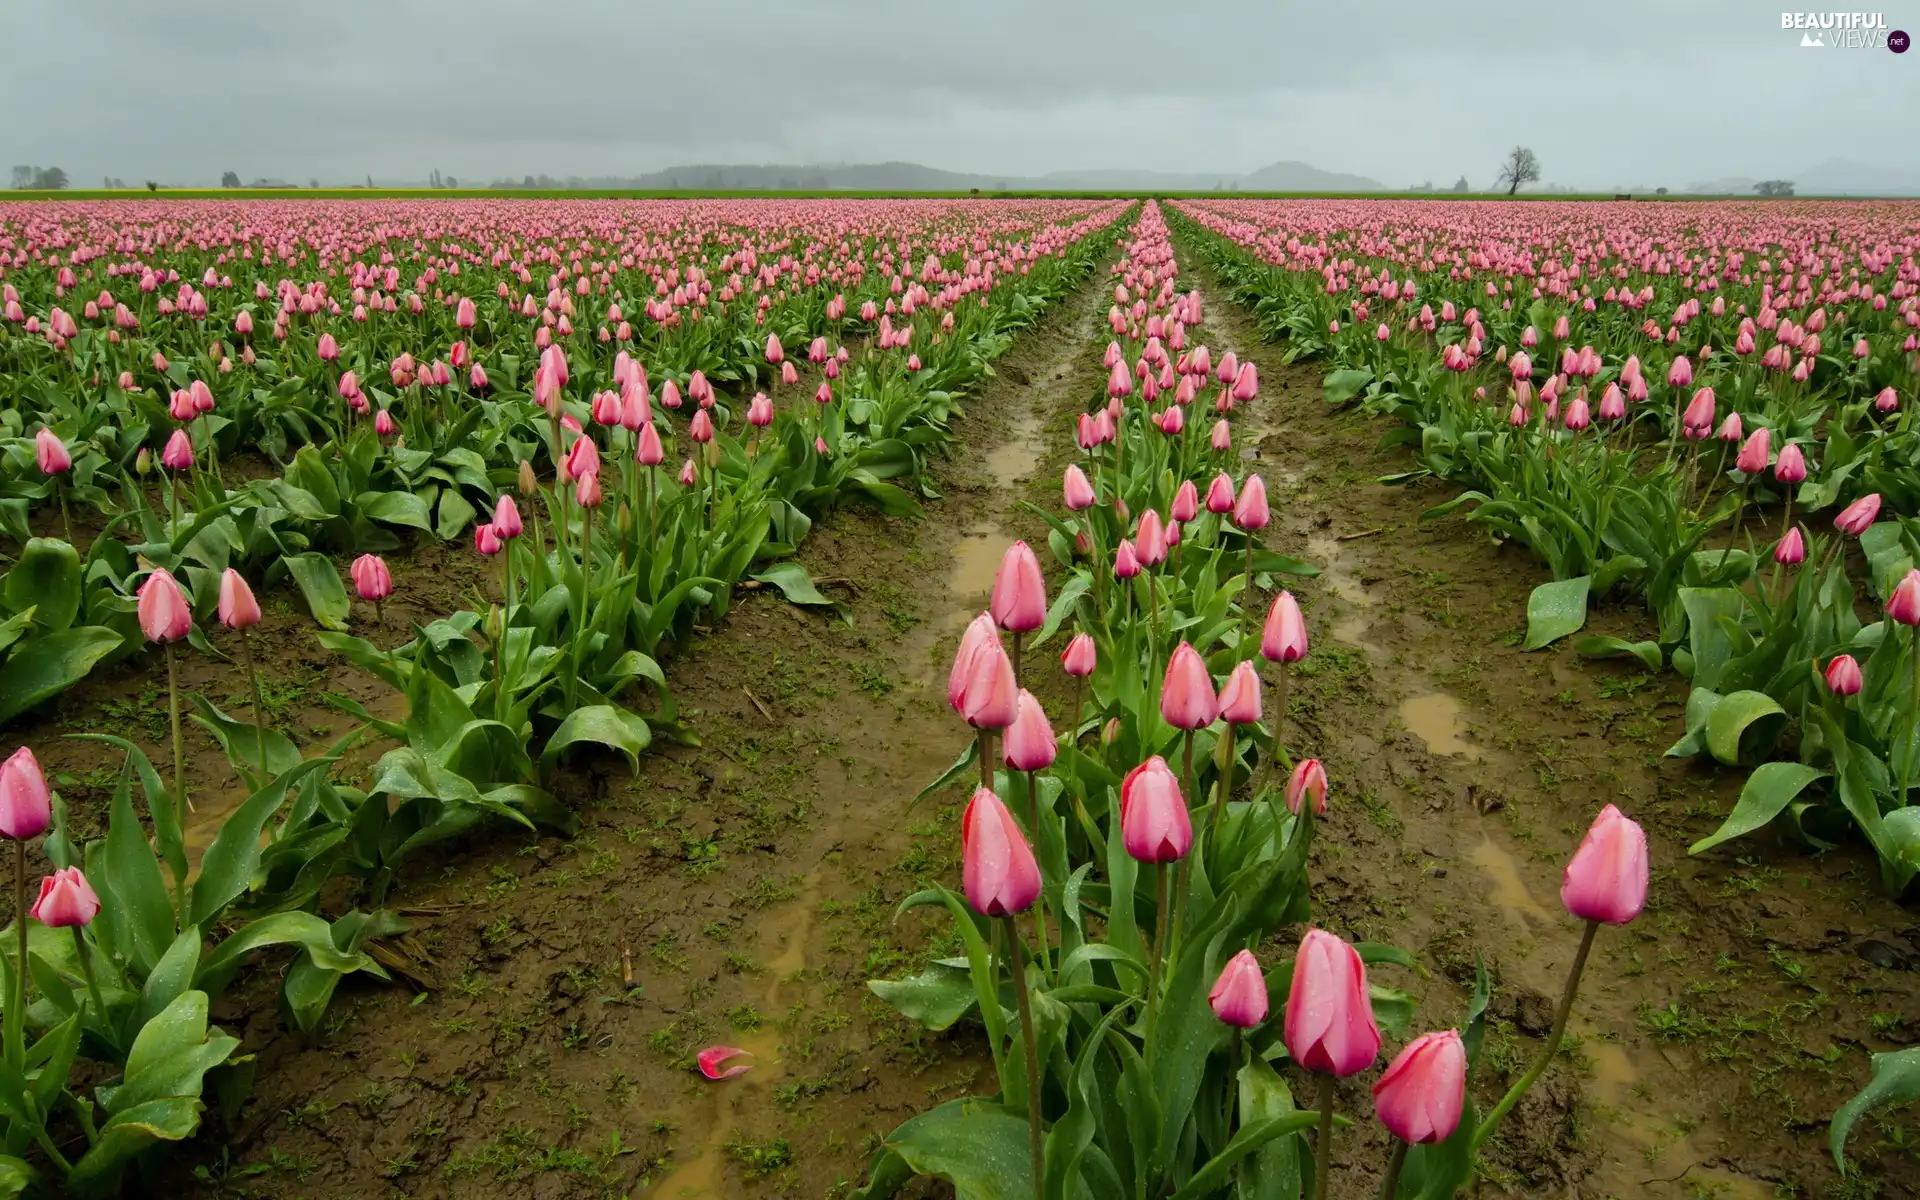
[[1782, 12, 1899, 48]]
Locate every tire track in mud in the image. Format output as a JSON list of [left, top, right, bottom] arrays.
[[1176, 230, 1914, 1199], [171, 243, 1126, 1200]]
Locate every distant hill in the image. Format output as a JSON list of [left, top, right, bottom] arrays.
[[505, 160, 1390, 194]]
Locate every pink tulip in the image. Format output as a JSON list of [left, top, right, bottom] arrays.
[[317, 333, 339, 361], [137, 569, 192, 643], [1262, 592, 1308, 664], [1205, 472, 1236, 514], [29, 866, 100, 929], [1161, 642, 1217, 730], [1681, 387, 1716, 437], [678, 458, 696, 486], [374, 409, 397, 437], [746, 392, 774, 428], [1735, 428, 1771, 475], [564, 434, 600, 481], [1774, 526, 1806, 565], [1171, 480, 1200, 524], [1373, 1030, 1467, 1144], [1216, 661, 1263, 725], [492, 495, 523, 539], [217, 568, 260, 630], [350, 554, 392, 601], [1774, 442, 1807, 483], [764, 333, 784, 365], [1209, 950, 1269, 1028], [1061, 632, 1096, 678], [1135, 510, 1168, 568], [636, 422, 665, 467], [1833, 493, 1881, 537], [1284, 928, 1381, 1077], [991, 541, 1046, 634], [1888, 569, 1920, 627], [689, 409, 714, 444], [1825, 654, 1863, 697], [474, 523, 504, 555], [1003, 690, 1057, 771], [1667, 355, 1693, 387], [1120, 756, 1191, 863], [34, 429, 70, 475], [574, 471, 603, 509], [0, 747, 52, 841], [1232, 475, 1269, 531], [1285, 758, 1329, 815], [1063, 465, 1095, 511], [161, 429, 194, 471], [961, 788, 1041, 916], [1560, 804, 1649, 925], [1210, 419, 1232, 452], [698, 1046, 754, 1080]]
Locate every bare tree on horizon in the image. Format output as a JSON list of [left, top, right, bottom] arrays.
[[1496, 146, 1541, 196]]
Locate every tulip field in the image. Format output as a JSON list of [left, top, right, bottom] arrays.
[[0, 193, 1916, 1199]]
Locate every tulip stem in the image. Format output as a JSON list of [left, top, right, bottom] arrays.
[[1002, 916, 1045, 1200], [1208, 724, 1236, 840], [1473, 918, 1597, 1151], [1377, 1140, 1409, 1200], [1067, 675, 1085, 747], [977, 728, 995, 792], [1146, 864, 1168, 1032], [1011, 630, 1024, 692], [240, 629, 270, 784], [8, 841, 25, 1067], [71, 927, 109, 1044], [1311, 1073, 1336, 1200], [1025, 770, 1050, 983], [57, 478, 72, 547]]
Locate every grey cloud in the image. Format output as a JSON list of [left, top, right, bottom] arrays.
[[2, 0, 1913, 190]]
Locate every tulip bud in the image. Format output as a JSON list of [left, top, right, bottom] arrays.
[[1120, 756, 1190, 863], [1372, 1030, 1467, 1145], [0, 747, 53, 841], [29, 866, 100, 928], [1208, 950, 1268, 1028], [1002, 691, 1056, 772], [1824, 654, 1863, 697], [1284, 928, 1381, 1077], [217, 568, 261, 630], [961, 788, 1040, 917], [1560, 804, 1649, 925]]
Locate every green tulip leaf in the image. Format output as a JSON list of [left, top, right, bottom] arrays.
[[0, 625, 122, 725], [1690, 763, 1830, 855], [1522, 576, 1589, 650], [1703, 690, 1786, 766], [539, 704, 651, 775], [1831, 1047, 1920, 1176], [867, 959, 977, 1031], [282, 552, 351, 630]]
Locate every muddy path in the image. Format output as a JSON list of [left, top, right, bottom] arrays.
[[1172, 232, 1919, 1199], [164, 249, 1122, 1200]]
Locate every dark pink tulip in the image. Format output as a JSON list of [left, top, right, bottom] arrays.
[[30, 867, 100, 928], [1002, 690, 1056, 771], [1373, 1030, 1467, 1144], [1825, 654, 1863, 696], [698, 1046, 754, 1080], [1120, 756, 1190, 863], [962, 788, 1041, 916], [1774, 526, 1805, 565], [492, 495, 523, 539], [1888, 569, 1920, 627], [350, 554, 392, 602], [34, 429, 70, 475], [161, 430, 194, 471], [1284, 928, 1380, 1077], [1833, 493, 1881, 536]]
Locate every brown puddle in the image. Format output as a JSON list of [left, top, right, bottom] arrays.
[[1305, 534, 1377, 649], [984, 412, 1045, 488], [1398, 692, 1482, 760], [1467, 835, 1558, 934], [651, 873, 821, 1198]]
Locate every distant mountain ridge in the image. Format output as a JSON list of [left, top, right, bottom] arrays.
[[513, 159, 1389, 193]]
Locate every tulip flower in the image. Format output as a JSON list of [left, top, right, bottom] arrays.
[[1286, 926, 1380, 1192], [1205, 472, 1236, 514], [1834, 493, 1881, 536], [1773, 526, 1805, 566], [1120, 756, 1190, 866], [0, 747, 52, 842], [492, 495, 523, 540], [1286, 758, 1329, 815], [1063, 464, 1095, 512], [1216, 661, 1262, 726], [351, 554, 393, 602], [1209, 950, 1268, 1029], [1113, 538, 1140, 579], [139, 568, 194, 917], [1774, 442, 1808, 483], [990, 541, 1046, 640], [34, 428, 69, 475], [1161, 642, 1216, 732], [1479, 805, 1648, 1153], [1373, 1030, 1467, 1166], [961, 787, 1040, 918], [30, 867, 99, 928], [1825, 654, 1863, 697], [1002, 691, 1056, 774]]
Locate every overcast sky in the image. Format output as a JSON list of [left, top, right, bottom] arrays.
[[3, 0, 1915, 189]]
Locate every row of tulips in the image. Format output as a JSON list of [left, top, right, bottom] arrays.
[[0, 200, 1132, 1195], [857, 204, 1653, 1200], [1174, 199, 1920, 893]]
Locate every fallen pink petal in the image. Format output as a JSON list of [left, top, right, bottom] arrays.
[[697, 1046, 754, 1080]]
